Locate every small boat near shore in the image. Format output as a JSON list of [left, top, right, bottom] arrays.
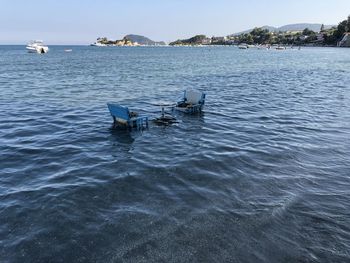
[[26, 40, 49, 54], [275, 46, 286, 50], [90, 42, 107, 47]]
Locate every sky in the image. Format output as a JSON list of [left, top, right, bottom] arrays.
[[0, 0, 349, 44]]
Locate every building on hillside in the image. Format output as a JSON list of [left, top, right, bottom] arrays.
[[338, 33, 350, 47], [225, 39, 236, 45], [316, 33, 325, 42], [211, 36, 226, 43], [201, 38, 212, 45]]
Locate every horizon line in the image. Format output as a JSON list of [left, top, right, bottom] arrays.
[[0, 20, 342, 46]]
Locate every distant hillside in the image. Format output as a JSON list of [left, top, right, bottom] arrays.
[[234, 26, 276, 35], [169, 35, 208, 46], [232, 23, 334, 35], [278, 23, 333, 32], [124, 34, 166, 46]]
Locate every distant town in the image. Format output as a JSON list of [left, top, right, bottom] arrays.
[[92, 15, 350, 48]]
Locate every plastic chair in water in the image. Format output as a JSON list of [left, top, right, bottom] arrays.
[[173, 89, 206, 114], [107, 103, 148, 129]]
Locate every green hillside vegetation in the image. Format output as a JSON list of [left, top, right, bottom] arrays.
[[168, 15, 350, 47], [170, 35, 207, 46], [96, 35, 165, 46], [237, 15, 350, 46], [124, 35, 166, 45]]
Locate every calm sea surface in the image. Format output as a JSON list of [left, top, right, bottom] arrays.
[[1, 45, 350, 262]]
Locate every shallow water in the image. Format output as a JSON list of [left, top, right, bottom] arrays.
[[1, 45, 350, 262]]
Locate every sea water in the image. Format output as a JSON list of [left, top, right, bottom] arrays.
[[0, 46, 350, 262]]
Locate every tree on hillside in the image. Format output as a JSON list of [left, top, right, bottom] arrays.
[[246, 34, 253, 44], [245, 27, 271, 44], [334, 20, 348, 40], [324, 33, 337, 45], [320, 24, 325, 32], [188, 35, 207, 44], [97, 37, 108, 44], [321, 14, 349, 45], [169, 35, 207, 45], [302, 28, 314, 36]]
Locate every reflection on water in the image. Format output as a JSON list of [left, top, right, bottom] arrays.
[[109, 128, 135, 145]]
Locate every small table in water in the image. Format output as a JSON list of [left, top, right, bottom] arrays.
[[151, 101, 177, 125]]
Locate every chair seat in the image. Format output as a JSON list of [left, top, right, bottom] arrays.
[[174, 90, 205, 114], [107, 103, 148, 129]]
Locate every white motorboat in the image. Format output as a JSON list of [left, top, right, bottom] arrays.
[[90, 42, 107, 47], [238, 44, 248, 49], [257, 44, 269, 50], [26, 40, 49, 53]]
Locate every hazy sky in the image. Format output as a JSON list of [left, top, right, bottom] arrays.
[[1, 0, 349, 44]]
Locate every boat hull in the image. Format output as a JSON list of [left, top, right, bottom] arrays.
[[26, 41, 49, 54]]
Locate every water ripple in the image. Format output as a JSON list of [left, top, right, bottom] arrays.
[[0, 46, 350, 262]]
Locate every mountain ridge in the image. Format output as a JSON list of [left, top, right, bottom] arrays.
[[124, 34, 166, 45], [231, 23, 334, 36]]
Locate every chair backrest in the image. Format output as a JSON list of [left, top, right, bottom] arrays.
[[107, 103, 130, 121], [185, 90, 205, 104]]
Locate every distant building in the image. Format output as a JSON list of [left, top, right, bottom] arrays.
[[225, 39, 236, 45], [201, 38, 212, 45], [299, 35, 309, 41], [338, 33, 350, 47], [211, 36, 226, 43], [316, 33, 325, 42]]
